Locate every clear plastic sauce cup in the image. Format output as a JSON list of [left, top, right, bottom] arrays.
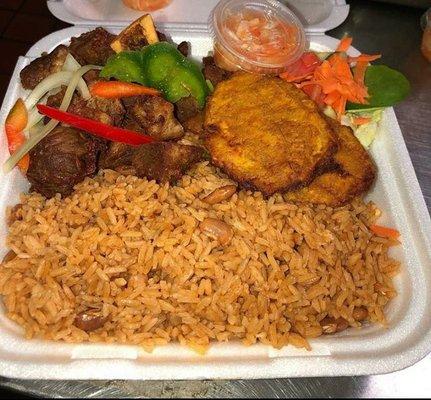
[[209, 0, 307, 74]]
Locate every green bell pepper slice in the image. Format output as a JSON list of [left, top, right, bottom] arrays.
[[141, 42, 209, 108], [101, 42, 209, 108]]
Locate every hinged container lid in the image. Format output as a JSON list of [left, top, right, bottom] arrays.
[[47, 0, 349, 34]]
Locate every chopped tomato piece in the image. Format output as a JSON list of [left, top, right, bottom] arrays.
[[279, 52, 321, 83], [4, 98, 29, 173], [301, 83, 325, 106]]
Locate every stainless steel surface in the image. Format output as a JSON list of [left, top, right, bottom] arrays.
[[1, 0, 431, 397]]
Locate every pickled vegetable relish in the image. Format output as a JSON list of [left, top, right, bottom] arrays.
[[224, 9, 300, 62], [210, 0, 306, 75]]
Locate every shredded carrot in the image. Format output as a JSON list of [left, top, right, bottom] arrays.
[[336, 36, 353, 52], [370, 224, 400, 239], [279, 36, 380, 119], [304, 53, 368, 118], [353, 116, 371, 125], [348, 54, 381, 63], [353, 61, 368, 86]]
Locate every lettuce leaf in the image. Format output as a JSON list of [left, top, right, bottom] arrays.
[[344, 109, 383, 148], [347, 65, 410, 111]]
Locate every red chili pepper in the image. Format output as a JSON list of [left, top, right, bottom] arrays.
[[37, 104, 154, 146]]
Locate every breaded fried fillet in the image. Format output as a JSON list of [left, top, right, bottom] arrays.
[[204, 72, 338, 195], [285, 119, 376, 206]]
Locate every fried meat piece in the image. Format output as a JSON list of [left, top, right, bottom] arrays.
[[46, 86, 125, 126], [100, 142, 203, 183], [121, 116, 145, 133], [122, 96, 184, 140], [202, 56, 232, 87], [132, 143, 203, 183], [45, 86, 79, 109], [69, 27, 116, 66], [156, 30, 168, 42], [82, 69, 104, 84], [27, 126, 103, 198], [86, 91, 125, 126], [177, 41, 189, 57], [285, 120, 376, 207], [99, 142, 135, 171], [20, 45, 69, 90], [174, 95, 200, 123], [205, 72, 338, 196], [183, 112, 205, 137]]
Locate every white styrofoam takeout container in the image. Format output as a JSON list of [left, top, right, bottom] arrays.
[[47, 0, 350, 33], [0, 0, 430, 380]]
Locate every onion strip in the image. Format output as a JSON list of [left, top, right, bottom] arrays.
[[24, 66, 101, 131], [3, 65, 99, 173], [25, 90, 57, 131], [26, 106, 44, 131], [62, 53, 82, 72], [23, 67, 100, 111]]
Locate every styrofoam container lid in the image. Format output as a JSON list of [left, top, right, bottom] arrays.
[[47, 0, 349, 33]]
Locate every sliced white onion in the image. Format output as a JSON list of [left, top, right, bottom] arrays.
[[28, 121, 44, 137], [62, 53, 81, 72], [25, 88, 63, 131], [59, 65, 97, 111], [23, 66, 100, 111], [3, 65, 99, 173], [26, 107, 44, 131]]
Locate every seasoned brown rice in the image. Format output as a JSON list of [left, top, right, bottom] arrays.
[[0, 162, 400, 352]]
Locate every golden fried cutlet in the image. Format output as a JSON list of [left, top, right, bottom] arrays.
[[204, 72, 338, 196], [285, 120, 376, 207]]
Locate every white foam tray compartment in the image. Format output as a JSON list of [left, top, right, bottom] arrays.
[[47, 0, 349, 34], [0, 26, 431, 380]]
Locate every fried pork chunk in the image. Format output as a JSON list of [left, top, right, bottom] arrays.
[[174, 95, 200, 123], [69, 27, 116, 66], [100, 142, 203, 183], [122, 96, 184, 140], [205, 72, 338, 196], [46, 86, 125, 126], [285, 120, 376, 207], [20, 45, 69, 90], [27, 127, 104, 198], [202, 56, 232, 87]]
